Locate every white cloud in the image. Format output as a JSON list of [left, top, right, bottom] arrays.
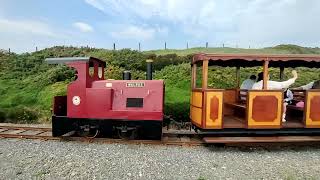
[[73, 22, 94, 33], [84, 0, 105, 11], [85, 0, 320, 47], [83, 0, 221, 35], [0, 18, 58, 37], [230, 0, 320, 47], [111, 25, 155, 40], [0, 17, 81, 53]]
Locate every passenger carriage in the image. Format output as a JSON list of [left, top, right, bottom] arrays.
[[190, 53, 320, 141]]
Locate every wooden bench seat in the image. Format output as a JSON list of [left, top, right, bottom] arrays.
[[287, 104, 304, 111], [224, 102, 246, 109]]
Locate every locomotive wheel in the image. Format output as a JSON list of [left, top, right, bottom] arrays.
[[117, 128, 138, 140], [77, 125, 100, 138]]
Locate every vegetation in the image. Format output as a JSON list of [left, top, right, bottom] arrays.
[[146, 44, 320, 56], [0, 44, 319, 123]]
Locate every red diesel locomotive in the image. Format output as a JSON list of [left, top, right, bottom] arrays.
[[46, 57, 164, 139]]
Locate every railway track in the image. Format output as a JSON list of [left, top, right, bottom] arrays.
[[2, 125, 320, 146], [0, 125, 204, 146]]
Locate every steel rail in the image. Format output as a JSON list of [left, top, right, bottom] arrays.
[[2, 125, 320, 146], [0, 125, 204, 146]]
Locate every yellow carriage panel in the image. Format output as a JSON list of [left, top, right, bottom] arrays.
[[191, 91, 202, 108], [305, 91, 320, 128], [205, 91, 223, 129], [247, 91, 282, 129], [190, 91, 203, 127], [191, 106, 202, 127]]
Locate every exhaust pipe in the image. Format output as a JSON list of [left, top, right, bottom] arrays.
[[146, 59, 153, 80], [123, 70, 131, 80]]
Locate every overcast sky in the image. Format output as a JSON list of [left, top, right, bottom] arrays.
[[0, 0, 320, 53]]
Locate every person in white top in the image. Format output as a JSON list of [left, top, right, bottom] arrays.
[[239, 75, 256, 100], [295, 80, 319, 90], [251, 70, 298, 123], [252, 70, 298, 90], [240, 75, 256, 89], [298, 82, 314, 90]]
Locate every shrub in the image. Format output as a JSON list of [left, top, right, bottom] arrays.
[[45, 65, 76, 84], [0, 109, 6, 123], [155, 64, 191, 121], [6, 106, 40, 123]]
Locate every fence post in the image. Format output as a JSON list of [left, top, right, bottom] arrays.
[[223, 43, 225, 48], [139, 42, 141, 51], [36, 46, 38, 52], [187, 42, 189, 49], [8, 48, 10, 54], [206, 42, 208, 48], [165, 42, 167, 50], [113, 43, 116, 50]]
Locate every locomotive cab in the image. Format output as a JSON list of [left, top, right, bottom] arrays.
[[46, 57, 164, 140]]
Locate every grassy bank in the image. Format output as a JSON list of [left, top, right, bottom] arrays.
[[145, 44, 320, 56]]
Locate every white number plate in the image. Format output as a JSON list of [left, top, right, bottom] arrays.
[[126, 82, 145, 87]]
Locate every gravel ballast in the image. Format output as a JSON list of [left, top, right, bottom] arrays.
[[1, 139, 320, 179]]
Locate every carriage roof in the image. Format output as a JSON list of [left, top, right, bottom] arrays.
[[192, 53, 320, 68]]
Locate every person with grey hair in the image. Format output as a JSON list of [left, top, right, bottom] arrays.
[[239, 75, 256, 101], [240, 75, 256, 90]]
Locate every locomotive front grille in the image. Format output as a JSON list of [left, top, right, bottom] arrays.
[[126, 98, 143, 108]]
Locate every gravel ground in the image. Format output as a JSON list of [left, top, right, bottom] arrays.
[[1, 139, 320, 180]]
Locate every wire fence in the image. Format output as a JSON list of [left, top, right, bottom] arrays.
[[4, 42, 257, 54]]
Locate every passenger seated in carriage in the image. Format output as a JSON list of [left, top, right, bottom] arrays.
[[294, 80, 320, 108], [252, 70, 298, 90], [295, 80, 320, 90], [252, 70, 298, 122], [240, 75, 256, 90], [239, 75, 256, 100]]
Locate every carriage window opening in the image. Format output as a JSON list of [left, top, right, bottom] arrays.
[[207, 66, 238, 89], [74, 70, 78, 81], [195, 61, 203, 88], [89, 62, 94, 77], [98, 64, 103, 79]]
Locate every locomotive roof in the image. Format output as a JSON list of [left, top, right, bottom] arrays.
[[45, 57, 106, 66], [192, 53, 320, 68]]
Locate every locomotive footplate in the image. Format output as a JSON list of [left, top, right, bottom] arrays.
[[52, 115, 162, 140]]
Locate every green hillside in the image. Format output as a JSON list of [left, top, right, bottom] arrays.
[[145, 44, 320, 56], [0, 44, 319, 123]]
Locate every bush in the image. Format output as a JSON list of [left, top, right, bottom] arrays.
[[154, 64, 191, 121], [45, 65, 76, 84], [165, 102, 190, 122], [0, 109, 6, 123], [6, 107, 40, 123]]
